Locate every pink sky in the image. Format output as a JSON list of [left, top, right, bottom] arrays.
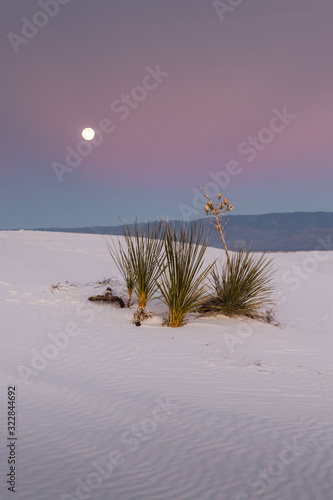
[[1, 0, 332, 228]]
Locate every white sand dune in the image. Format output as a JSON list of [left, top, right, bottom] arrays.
[[1, 231, 332, 500]]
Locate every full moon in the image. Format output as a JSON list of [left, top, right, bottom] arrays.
[[81, 127, 95, 141]]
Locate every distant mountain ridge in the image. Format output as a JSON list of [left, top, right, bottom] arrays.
[[33, 212, 333, 252]]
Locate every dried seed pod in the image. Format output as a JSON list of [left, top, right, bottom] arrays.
[[224, 198, 229, 204], [214, 209, 220, 215], [218, 193, 222, 199], [204, 204, 210, 213]]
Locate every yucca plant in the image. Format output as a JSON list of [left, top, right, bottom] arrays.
[[156, 221, 215, 328], [200, 245, 276, 319], [106, 219, 164, 321], [105, 238, 134, 307]]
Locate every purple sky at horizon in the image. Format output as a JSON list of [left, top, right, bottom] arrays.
[[1, 0, 333, 229]]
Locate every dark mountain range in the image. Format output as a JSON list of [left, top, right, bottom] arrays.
[[33, 212, 333, 252]]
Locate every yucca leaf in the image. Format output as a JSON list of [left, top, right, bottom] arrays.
[[200, 244, 276, 318], [156, 221, 215, 327], [106, 219, 164, 311]]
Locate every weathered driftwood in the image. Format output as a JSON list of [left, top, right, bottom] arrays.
[[88, 292, 125, 308]]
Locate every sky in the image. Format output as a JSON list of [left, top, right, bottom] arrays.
[[1, 0, 333, 229]]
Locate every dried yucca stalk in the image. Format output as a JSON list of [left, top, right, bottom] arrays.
[[200, 186, 233, 268]]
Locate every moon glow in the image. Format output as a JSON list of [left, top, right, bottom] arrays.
[[82, 128, 95, 141]]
